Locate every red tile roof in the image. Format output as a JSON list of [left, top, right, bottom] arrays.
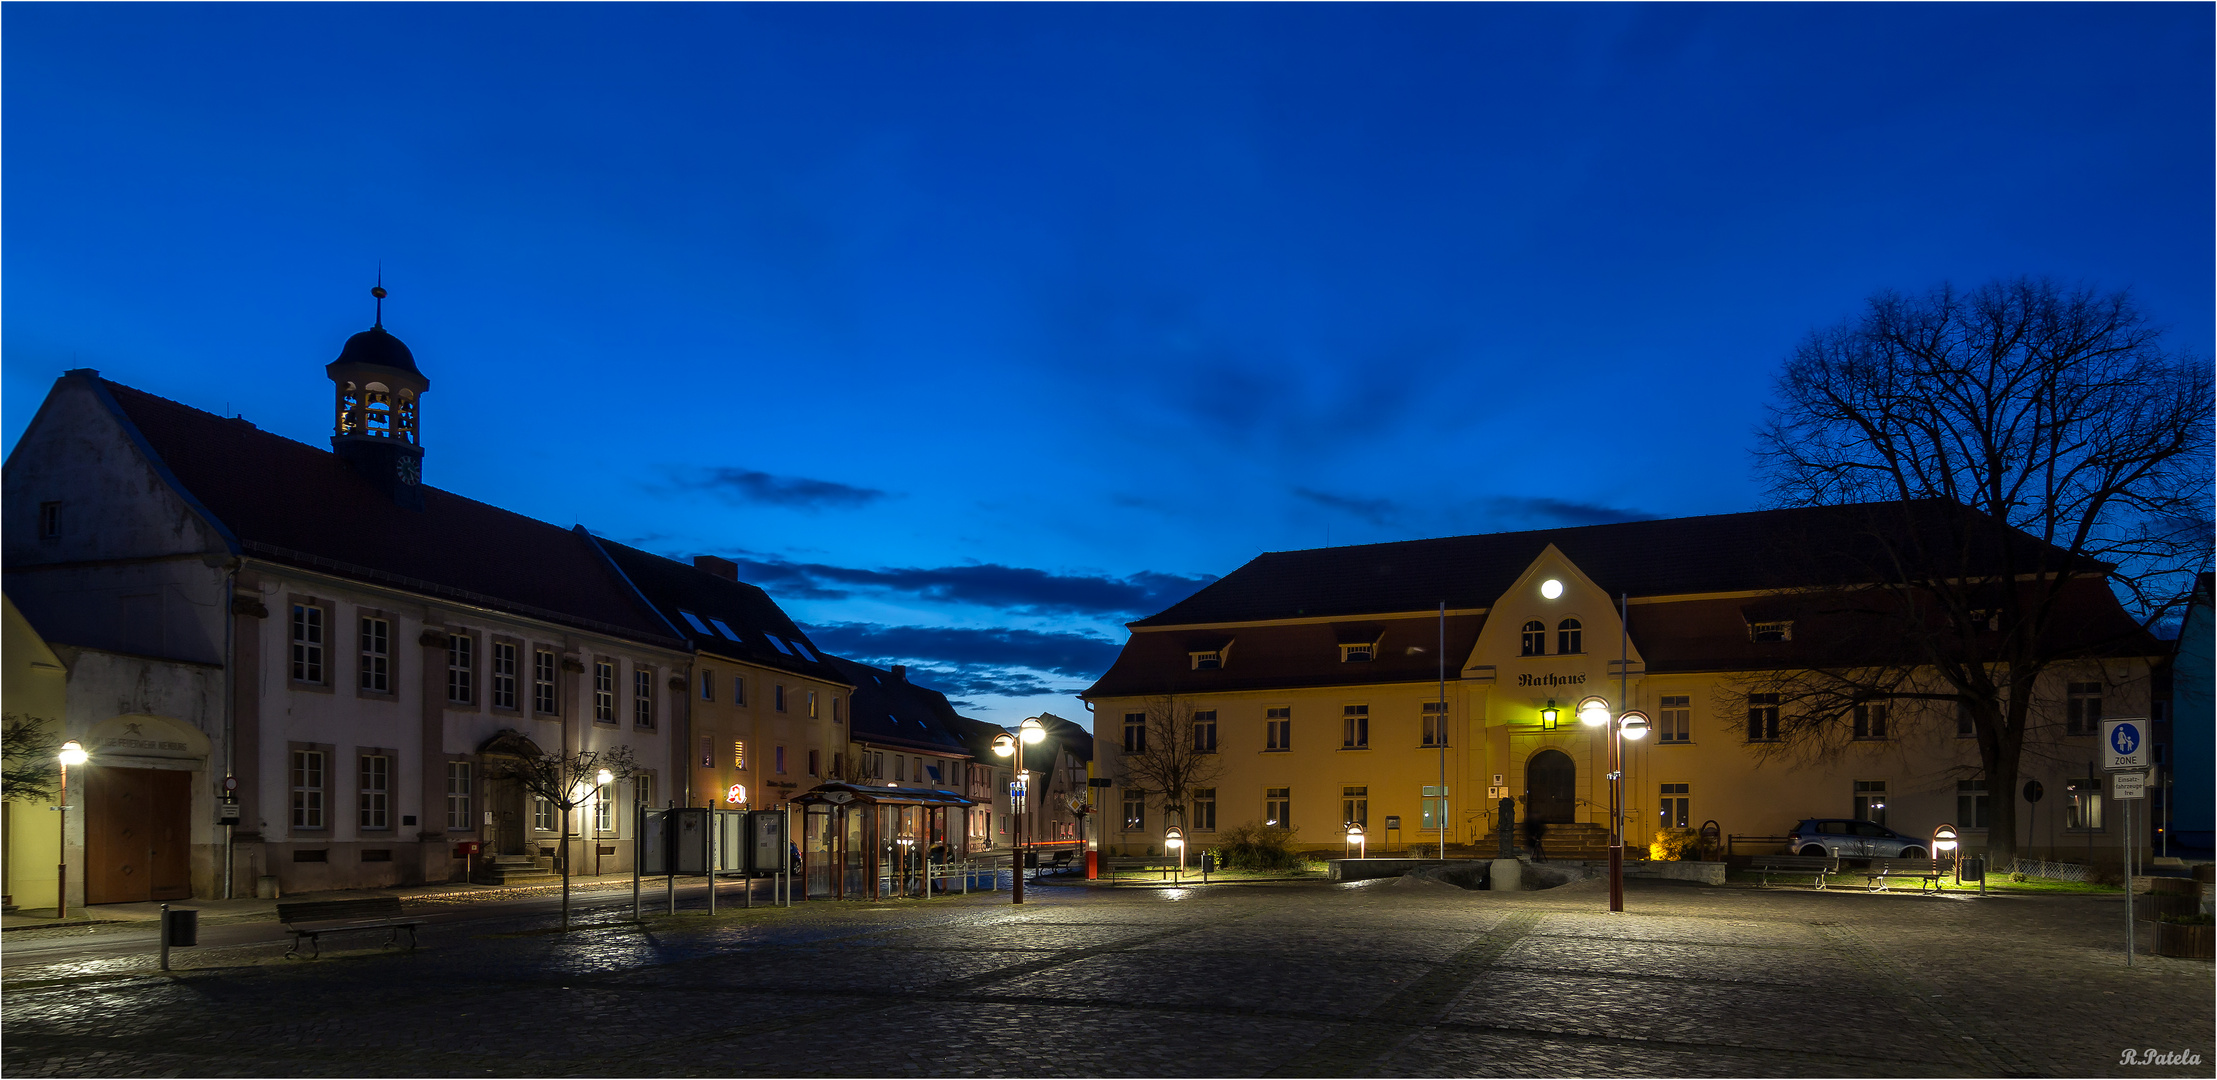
[[97, 377, 682, 646]]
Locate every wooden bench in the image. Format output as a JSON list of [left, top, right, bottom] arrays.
[[1749, 854, 1839, 889], [277, 897, 418, 959], [1104, 857, 1182, 881], [1864, 857, 1945, 893]]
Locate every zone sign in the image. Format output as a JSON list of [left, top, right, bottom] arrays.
[[2102, 718, 2149, 771]]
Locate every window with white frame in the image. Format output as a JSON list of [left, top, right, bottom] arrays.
[[534, 797, 556, 832], [1264, 787, 1291, 828], [733, 740, 747, 769], [2065, 682, 2102, 736], [701, 669, 715, 701], [1659, 782, 1690, 829], [774, 684, 787, 712], [1421, 785, 1447, 831], [1421, 701, 1449, 747], [1342, 786, 1368, 827], [1957, 779, 1990, 830], [1852, 780, 1888, 826], [733, 675, 746, 706], [634, 668, 654, 727], [291, 749, 326, 830], [533, 649, 558, 714], [358, 753, 390, 829], [359, 617, 391, 693], [447, 634, 474, 704], [594, 784, 612, 832], [1853, 702, 1888, 740], [1266, 707, 1291, 751], [291, 604, 326, 683], [1658, 695, 1690, 743], [1746, 694, 1780, 741], [2067, 777, 2104, 830], [1520, 620, 1545, 657], [1190, 788, 1216, 831], [807, 689, 819, 719], [1557, 618, 1582, 655], [1749, 620, 1794, 643], [1341, 705, 1368, 749], [1123, 791, 1145, 831], [594, 661, 617, 721], [1122, 712, 1147, 753], [1339, 642, 1374, 663], [636, 773, 655, 810], [491, 642, 518, 709], [1192, 710, 1217, 753], [446, 761, 472, 829]]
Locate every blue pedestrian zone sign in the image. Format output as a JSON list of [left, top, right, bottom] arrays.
[[2102, 718, 2148, 770]]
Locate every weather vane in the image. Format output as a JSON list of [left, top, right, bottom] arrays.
[[371, 265, 387, 328]]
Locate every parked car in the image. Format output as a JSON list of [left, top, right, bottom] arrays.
[[1788, 818, 1929, 859]]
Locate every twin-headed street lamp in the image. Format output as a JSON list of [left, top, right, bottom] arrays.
[[57, 740, 87, 919], [1576, 695, 1648, 913], [992, 716, 1047, 904]]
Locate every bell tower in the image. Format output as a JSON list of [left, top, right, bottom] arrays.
[[327, 282, 430, 510]]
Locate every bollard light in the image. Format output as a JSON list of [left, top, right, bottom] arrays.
[[1346, 822, 1366, 859]]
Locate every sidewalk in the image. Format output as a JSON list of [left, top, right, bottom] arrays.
[[0, 869, 664, 932]]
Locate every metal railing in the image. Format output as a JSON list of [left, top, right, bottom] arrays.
[[2012, 858, 2090, 882]]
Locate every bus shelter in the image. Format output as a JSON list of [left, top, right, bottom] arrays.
[[790, 783, 978, 900]]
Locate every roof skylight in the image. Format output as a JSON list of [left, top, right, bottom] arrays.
[[709, 618, 742, 642], [678, 610, 712, 635], [766, 636, 793, 656], [788, 638, 819, 661]]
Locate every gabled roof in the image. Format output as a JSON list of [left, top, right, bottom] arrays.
[[819, 655, 973, 758], [591, 538, 846, 684], [91, 375, 681, 646], [1134, 500, 2105, 628]]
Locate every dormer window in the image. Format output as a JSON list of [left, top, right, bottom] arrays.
[[1521, 620, 1546, 657], [1749, 621, 1794, 643], [1190, 650, 1222, 670], [1339, 643, 1374, 663]]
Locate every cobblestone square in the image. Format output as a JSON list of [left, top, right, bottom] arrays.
[[2, 877, 2209, 1077]]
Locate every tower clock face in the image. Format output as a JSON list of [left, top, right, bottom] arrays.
[[397, 455, 420, 486]]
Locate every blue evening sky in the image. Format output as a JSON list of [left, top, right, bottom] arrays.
[[6, 4, 2209, 729]]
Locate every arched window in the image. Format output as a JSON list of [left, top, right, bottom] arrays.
[[335, 382, 361, 435], [364, 381, 393, 436], [1521, 620, 1545, 657], [396, 389, 418, 444], [1558, 618, 1583, 655]]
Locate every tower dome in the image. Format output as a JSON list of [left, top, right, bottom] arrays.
[[326, 283, 430, 509]]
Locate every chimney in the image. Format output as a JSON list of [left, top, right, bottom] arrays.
[[693, 555, 739, 581], [890, 665, 906, 681]]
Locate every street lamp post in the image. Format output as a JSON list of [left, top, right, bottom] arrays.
[[993, 717, 1047, 905], [1165, 825, 1184, 883], [593, 768, 613, 877], [1578, 696, 1649, 913], [56, 740, 87, 919], [1346, 823, 1366, 860]]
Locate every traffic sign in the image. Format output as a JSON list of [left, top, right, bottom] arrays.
[[2102, 718, 2148, 770], [2112, 770, 2147, 800]]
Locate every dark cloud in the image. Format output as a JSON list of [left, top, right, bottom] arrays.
[[709, 556, 1215, 620], [803, 622, 1116, 701], [656, 467, 889, 510], [1484, 496, 1656, 527], [804, 623, 1119, 680], [1294, 487, 1399, 527]]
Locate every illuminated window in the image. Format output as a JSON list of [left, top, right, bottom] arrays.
[[1264, 788, 1290, 828], [807, 689, 819, 719], [2067, 777, 2104, 831]]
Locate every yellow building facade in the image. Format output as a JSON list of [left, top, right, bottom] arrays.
[[1089, 520, 2159, 869], [3, 594, 71, 911]]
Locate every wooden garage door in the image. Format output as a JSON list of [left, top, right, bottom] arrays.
[[85, 767, 192, 904]]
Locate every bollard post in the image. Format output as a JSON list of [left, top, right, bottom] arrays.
[[160, 903, 171, 971]]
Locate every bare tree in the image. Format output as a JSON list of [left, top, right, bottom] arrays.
[[1110, 695, 1225, 834], [2, 715, 61, 802], [485, 744, 639, 927], [1754, 277, 2212, 863]]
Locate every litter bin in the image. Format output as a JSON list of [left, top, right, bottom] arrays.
[[1961, 856, 1984, 883], [163, 907, 198, 947]]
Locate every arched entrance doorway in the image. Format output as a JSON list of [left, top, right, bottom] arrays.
[[477, 729, 547, 857], [82, 714, 207, 904], [1525, 749, 1576, 824]]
